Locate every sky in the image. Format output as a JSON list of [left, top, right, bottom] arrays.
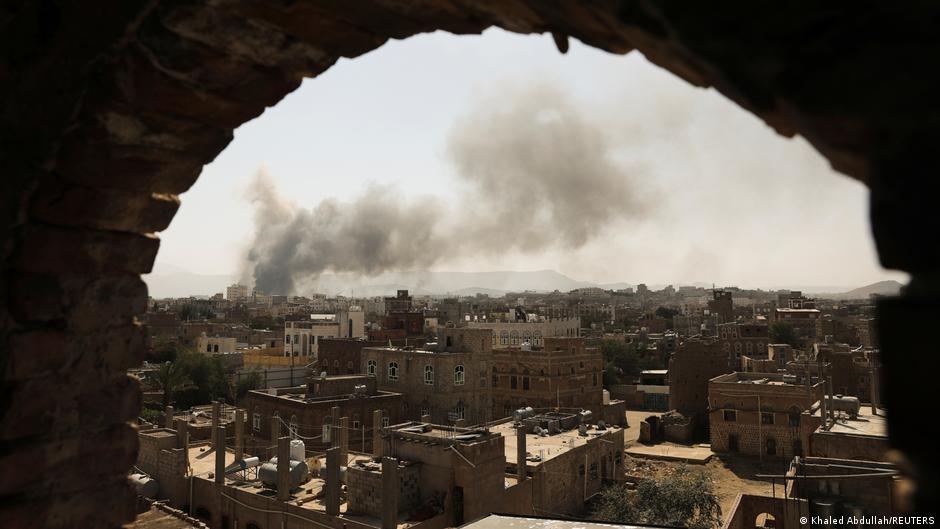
[[148, 28, 905, 294]]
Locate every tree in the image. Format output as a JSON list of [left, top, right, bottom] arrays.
[[770, 322, 799, 347], [148, 360, 193, 409], [595, 466, 722, 529], [234, 370, 264, 403], [655, 306, 679, 319]]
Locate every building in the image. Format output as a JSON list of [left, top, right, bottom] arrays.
[[315, 337, 426, 376], [284, 308, 365, 358], [707, 289, 734, 323], [723, 457, 905, 529], [773, 307, 821, 342], [196, 334, 236, 354], [717, 322, 769, 370], [361, 327, 493, 424], [709, 372, 825, 459], [242, 374, 403, 453], [491, 337, 606, 419], [384, 289, 413, 314], [467, 317, 580, 349], [368, 310, 424, 342], [667, 337, 731, 432], [226, 283, 250, 302]]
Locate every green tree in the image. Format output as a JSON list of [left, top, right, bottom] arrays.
[[234, 370, 264, 403], [595, 466, 722, 529], [655, 306, 679, 319], [770, 321, 799, 347], [148, 360, 193, 409]]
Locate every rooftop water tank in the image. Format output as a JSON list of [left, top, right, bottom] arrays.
[[259, 458, 309, 489], [290, 439, 305, 462]]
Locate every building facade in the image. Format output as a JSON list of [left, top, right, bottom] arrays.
[[467, 317, 580, 349]]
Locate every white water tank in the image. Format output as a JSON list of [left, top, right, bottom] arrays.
[[290, 439, 305, 461]]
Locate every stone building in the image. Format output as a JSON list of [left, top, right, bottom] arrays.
[[709, 372, 824, 459], [717, 322, 769, 370], [491, 337, 603, 418], [362, 327, 494, 424], [668, 337, 732, 433], [467, 317, 580, 349], [773, 307, 821, 342], [241, 375, 403, 454], [707, 289, 734, 323]]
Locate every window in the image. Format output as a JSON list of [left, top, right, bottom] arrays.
[[589, 462, 598, 480], [492, 334, 497, 346], [285, 334, 290, 344], [510, 331, 519, 345], [454, 401, 465, 420], [454, 365, 465, 385], [522, 376, 530, 391], [388, 362, 399, 381], [533, 331, 541, 346], [353, 415, 360, 430], [367, 360, 376, 375], [382, 416, 390, 427], [578, 464, 585, 476], [500, 331, 509, 345], [761, 412, 775, 425], [252, 413, 261, 431], [511, 376, 518, 390], [424, 365, 434, 385], [723, 410, 737, 422], [766, 438, 777, 456], [788, 408, 801, 427], [492, 375, 499, 387], [420, 405, 430, 417], [346, 360, 353, 374], [592, 373, 598, 386]]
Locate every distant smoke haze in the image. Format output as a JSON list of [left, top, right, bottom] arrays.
[[244, 84, 653, 294]]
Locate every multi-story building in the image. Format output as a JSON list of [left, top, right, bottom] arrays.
[[717, 322, 769, 370], [362, 327, 493, 424], [283, 308, 365, 358], [226, 282, 250, 302], [668, 337, 732, 432], [707, 289, 734, 323], [773, 307, 821, 342], [384, 289, 413, 314], [467, 316, 580, 349], [491, 337, 603, 418], [708, 372, 824, 459], [196, 334, 236, 354]]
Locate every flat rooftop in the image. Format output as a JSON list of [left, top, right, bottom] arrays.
[[208, 450, 418, 529], [493, 421, 621, 466], [812, 406, 888, 438]]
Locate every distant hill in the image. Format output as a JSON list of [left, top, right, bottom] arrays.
[[826, 280, 905, 300], [143, 266, 634, 298]]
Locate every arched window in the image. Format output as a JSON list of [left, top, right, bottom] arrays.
[[454, 400, 465, 420], [388, 362, 399, 381], [510, 331, 519, 345], [424, 365, 434, 385], [766, 438, 777, 456], [346, 360, 354, 373], [367, 359, 376, 375], [533, 331, 542, 346], [500, 331, 509, 345], [454, 365, 465, 385], [492, 334, 498, 346]]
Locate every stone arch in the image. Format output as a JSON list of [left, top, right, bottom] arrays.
[[2, 3, 938, 526]]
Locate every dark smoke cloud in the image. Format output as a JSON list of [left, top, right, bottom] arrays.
[[245, 84, 652, 294]]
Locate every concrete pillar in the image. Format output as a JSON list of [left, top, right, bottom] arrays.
[[339, 417, 349, 465], [164, 405, 174, 428], [211, 400, 222, 450], [176, 419, 189, 476], [325, 447, 341, 516], [277, 435, 290, 501], [373, 409, 384, 457], [271, 413, 280, 443], [214, 426, 225, 484], [381, 457, 399, 529], [234, 409, 245, 460], [330, 407, 340, 449], [516, 424, 527, 482]]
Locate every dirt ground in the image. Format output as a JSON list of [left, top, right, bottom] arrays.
[[621, 452, 791, 519]]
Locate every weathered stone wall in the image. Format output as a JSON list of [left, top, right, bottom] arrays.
[[3, 2, 940, 526], [345, 460, 421, 518]]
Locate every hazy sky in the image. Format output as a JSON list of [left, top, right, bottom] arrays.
[[151, 28, 904, 291]]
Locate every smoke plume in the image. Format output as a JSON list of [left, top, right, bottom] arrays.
[[245, 84, 651, 294]]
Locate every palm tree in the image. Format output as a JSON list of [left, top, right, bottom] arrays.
[[149, 361, 193, 410]]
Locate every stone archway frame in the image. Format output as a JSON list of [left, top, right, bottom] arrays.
[[3, 2, 939, 528]]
